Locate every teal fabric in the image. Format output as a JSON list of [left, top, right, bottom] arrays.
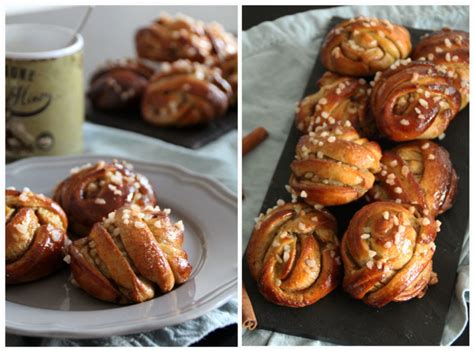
[[42, 299, 238, 346], [242, 5, 469, 346]]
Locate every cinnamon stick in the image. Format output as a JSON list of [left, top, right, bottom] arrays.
[[243, 127, 268, 156], [242, 285, 257, 330]]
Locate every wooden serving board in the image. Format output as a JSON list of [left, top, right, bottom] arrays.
[[86, 103, 237, 150], [242, 17, 469, 345]]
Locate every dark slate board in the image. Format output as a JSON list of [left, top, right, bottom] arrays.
[[243, 17, 469, 345], [86, 103, 237, 149]]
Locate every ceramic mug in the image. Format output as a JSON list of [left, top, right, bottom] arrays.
[[6, 23, 84, 161]]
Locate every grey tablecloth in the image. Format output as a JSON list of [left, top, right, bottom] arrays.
[[242, 5, 469, 346]]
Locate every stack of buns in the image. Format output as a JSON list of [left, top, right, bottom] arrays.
[[6, 160, 192, 305], [88, 13, 237, 127], [247, 16, 467, 308]]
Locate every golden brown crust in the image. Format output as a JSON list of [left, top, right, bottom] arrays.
[[289, 123, 381, 206], [341, 201, 439, 307], [367, 140, 458, 217], [246, 201, 341, 307], [203, 23, 237, 105], [135, 14, 237, 65], [135, 13, 213, 63], [53, 160, 157, 236], [68, 204, 192, 304], [216, 52, 237, 105], [321, 16, 411, 77], [69, 238, 125, 303], [370, 60, 461, 141], [6, 189, 67, 284], [205, 22, 239, 105], [204, 22, 237, 64], [141, 60, 232, 127], [412, 28, 469, 110], [87, 59, 155, 111], [296, 72, 373, 136]]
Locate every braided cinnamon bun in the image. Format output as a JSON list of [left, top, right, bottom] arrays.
[[205, 22, 237, 63], [412, 28, 469, 110], [203, 23, 237, 105], [341, 202, 440, 307], [367, 141, 458, 217], [53, 160, 156, 236], [135, 13, 213, 63], [68, 204, 192, 304], [6, 188, 67, 284], [87, 59, 155, 111], [296, 72, 372, 135], [141, 60, 232, 127], [321, 16, 411, 77], [246, 201, 341, 307], [217, 52, 237, 105], [370, 60, 461, 141], [289, 123, 381, 207]]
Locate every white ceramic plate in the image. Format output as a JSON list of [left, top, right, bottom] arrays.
[[6, 155, 237, 338]]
